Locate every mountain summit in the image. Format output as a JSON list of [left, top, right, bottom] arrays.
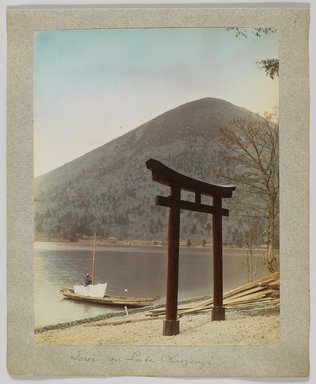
[[34, 97, 250, 242]]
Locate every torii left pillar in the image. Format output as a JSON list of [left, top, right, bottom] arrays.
[[146, 158, 235, 336], [164, 186, 181, 335]]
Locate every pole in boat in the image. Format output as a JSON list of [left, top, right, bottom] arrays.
[[91, 232, 97, 284]]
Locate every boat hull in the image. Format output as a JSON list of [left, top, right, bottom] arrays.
[[60, 287, 160, 308]]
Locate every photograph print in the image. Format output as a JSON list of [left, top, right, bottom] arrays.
[[33, 26, 280, 346]]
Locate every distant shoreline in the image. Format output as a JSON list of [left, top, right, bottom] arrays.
[[34, 237, 167, 247], [33, 237, 257, 251]]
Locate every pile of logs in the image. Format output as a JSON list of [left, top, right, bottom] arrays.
[[149, 272, 280, 318]]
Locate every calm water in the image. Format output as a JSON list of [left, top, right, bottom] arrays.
[[34, 242, 267, 327]]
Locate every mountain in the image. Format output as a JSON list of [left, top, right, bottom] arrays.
[[34, 97, 253, 243]]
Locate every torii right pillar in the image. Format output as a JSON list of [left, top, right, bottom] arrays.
[[212, 196, 225, 320]]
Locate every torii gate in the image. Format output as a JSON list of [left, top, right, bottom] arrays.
[[146, 159, 235, 336]]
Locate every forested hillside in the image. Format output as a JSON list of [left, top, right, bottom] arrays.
[[34, 97, 268, 245]]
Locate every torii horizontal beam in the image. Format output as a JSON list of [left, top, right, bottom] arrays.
[[156, 195, 229, 216]]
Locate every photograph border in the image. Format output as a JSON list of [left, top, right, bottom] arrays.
[[6, 6, 310, 377]]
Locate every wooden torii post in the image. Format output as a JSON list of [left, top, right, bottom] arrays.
[[146, 159, 235, 336]]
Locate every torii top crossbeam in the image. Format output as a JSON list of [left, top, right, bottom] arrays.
[[146, 158, 235, 198]]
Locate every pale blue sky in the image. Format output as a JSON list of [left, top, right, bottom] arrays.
[[34, 28, 278, 176]]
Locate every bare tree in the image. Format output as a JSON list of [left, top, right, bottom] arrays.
[[215, 108, 279, 272], [241, 218, 265, 282]]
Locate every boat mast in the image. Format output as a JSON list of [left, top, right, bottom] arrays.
[[91, 232, 97, 284]]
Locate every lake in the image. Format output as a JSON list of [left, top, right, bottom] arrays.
[[34, 242, 267, 327]]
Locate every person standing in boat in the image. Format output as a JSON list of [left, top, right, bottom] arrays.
[[85, 273, 92, 286]]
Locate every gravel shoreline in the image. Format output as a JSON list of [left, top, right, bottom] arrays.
[[35, 295, 214, 334], [35, 302, 280, 346]]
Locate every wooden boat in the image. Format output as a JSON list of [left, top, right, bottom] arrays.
[[60, 287, 160, 308], [59, 233, 159, 308]]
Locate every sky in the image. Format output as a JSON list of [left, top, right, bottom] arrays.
[[34, 28, 279, 176]]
